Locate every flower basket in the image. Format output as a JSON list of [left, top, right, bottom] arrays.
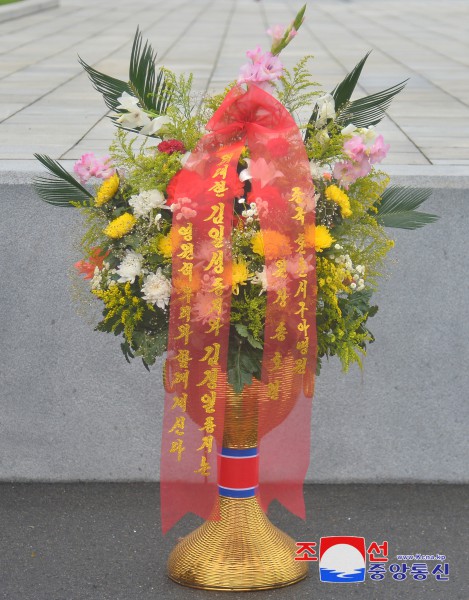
[[32, 4, 437, 591]]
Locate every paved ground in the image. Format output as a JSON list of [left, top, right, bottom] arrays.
[[1, 0, 469, 178], [0, 483, 467, 600]]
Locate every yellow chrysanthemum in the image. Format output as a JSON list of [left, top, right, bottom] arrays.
[[103, 213, 137, 239], [305, 224, 335, 253], [94, 174, 119, 207], [157, 228, 182, 259], [231, 260, 250, 294], [251, 230, 292, 260], [158, 235, 173, 258], [325, 184, 352, 218]]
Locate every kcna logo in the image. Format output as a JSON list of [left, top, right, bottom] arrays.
[[319, 536, 366, 583]]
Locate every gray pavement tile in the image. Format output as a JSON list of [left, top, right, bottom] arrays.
[[0, 483, 467, 600], [0, 0, 468, 170]]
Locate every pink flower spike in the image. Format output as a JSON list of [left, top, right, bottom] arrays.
[[238, 48, 283, 90], [246, 45, 264, 63], [266, 24, 285, 43], [74, 153, 115, 184], [333, 160, 370, 189], [343, 136, 367, 162], [369, 135, 390, 164]]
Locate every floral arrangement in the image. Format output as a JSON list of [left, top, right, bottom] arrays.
[[34, 6, 437, 392]]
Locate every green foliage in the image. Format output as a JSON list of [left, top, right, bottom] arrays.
[[305, 123, 346, 164], [337, 80, 408, 128], [129, 28, 172, 113], [33, 154, 93, 207], [317, 287, 377, 372], [276, 56, 321, 115], [230, 289, 266, 346], [202, 83, 236, 115], [74, 205, 108, 255], [160, 70, 213, 150], [131, 328, 168, 369], [227, 330, 263, 393], [374, 186, 438, 229], [109, 129, 182, 194], [331, 52, 371, 111], [79, 28, 172, 131], [271, 4, 307, 55]]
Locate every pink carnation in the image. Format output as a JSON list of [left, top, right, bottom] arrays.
[[74, 153, 115, 184]]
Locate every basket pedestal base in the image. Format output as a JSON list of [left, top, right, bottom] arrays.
[[167, 495, 308, 591]]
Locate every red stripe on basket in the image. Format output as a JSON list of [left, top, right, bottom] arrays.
[[217, 454, 259, 490]]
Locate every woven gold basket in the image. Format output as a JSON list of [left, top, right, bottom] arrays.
[[167, 361, 309, 590]]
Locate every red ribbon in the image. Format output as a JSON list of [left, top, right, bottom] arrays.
[[160, 84, 317, 533]]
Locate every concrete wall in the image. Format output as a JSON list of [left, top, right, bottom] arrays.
[[1, 181, 468, 482]]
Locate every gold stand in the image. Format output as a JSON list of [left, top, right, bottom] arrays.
[[166, 366, 308, 591], [167, 495, 308, 590]]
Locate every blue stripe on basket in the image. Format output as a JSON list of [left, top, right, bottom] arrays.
[[220, 447, 258, 458], [218, 486, 257, 498]]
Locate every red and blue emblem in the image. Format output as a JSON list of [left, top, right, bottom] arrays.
[[319, 536, 366, 582], [217, 447, 259, 498]]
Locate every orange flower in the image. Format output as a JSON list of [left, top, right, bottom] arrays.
[[74, 247, 108, 280], [251, 229, 292, 260]]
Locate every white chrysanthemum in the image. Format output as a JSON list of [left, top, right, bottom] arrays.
[[129, 189, 167, 218], [116, 250, 143, 283], [251, 267, 267, 294], [141, 269, 171, 309]]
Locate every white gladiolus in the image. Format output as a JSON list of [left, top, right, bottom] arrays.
[[315, 93, 336, 127], [115, 92, 151, 129], [140, 115, 171, 136]]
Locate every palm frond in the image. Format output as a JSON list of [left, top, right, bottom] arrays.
[[128, 27, 172, 113], [374, 185, 438, 229], [33, 154, 93, 207], [304, 52, 370, 142], [78, 57, 130, 112], [79, 28, 172, 120], [332, 52, 371, 111], [338, 80, 408, 128]]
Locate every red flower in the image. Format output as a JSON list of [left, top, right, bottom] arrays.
[[75, 247, 108, 280], [157, 139, 186, 155]]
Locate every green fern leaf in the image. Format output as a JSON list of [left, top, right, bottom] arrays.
[[33, 154, 93, 207], [374, 186, 438, 229]]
